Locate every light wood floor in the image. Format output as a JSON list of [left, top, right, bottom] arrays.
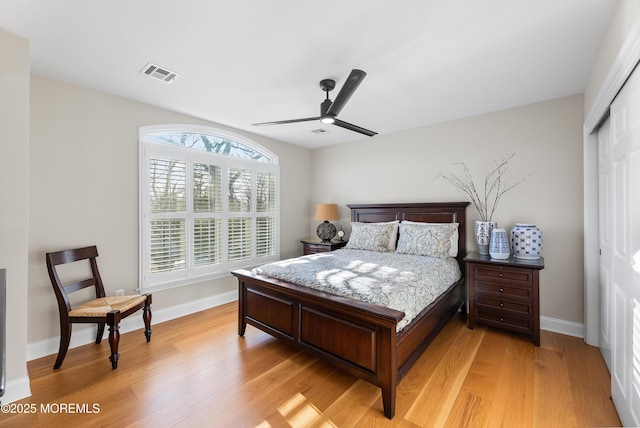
[[2, 302, 621, 427]]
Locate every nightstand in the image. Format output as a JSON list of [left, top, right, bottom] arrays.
[[301, 239, 348, 255], [465, 252, 544, 345]]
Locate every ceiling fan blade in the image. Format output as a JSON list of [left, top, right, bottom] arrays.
[[252, 117, 320, 126], [325, 69, 366, 117], [333, 118, 377, 137]]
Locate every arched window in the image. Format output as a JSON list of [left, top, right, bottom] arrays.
[[139, 125, 279, 291]]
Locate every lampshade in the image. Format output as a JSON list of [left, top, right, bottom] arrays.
[[314, 203, 339, 221]]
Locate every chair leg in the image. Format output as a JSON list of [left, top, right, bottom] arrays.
[[54, 321, 72, 369], [143, 294, 152, 342], [95, 322, 106, 344], [106, 310, 121, 369]]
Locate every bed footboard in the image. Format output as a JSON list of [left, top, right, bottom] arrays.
[[234, 269, 404, 418]]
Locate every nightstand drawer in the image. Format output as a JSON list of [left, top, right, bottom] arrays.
[[301, 239, 348, 256], [476, 295, 532, 316], [305, 244, 328, 254], [475, 281, 532, 299], [473, 265, 532, 285], [476, 310, 532, 333]]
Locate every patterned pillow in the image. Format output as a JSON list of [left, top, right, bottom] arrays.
[[396, 222, 458, 258], [402, 221, 459, 257], [345, 222, 397, 252]]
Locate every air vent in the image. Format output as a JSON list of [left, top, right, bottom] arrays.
[[311, 129, 328, 134], [139, 62, 180, 83]]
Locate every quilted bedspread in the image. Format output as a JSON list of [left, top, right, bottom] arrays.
[[252, 248, 461, 332]]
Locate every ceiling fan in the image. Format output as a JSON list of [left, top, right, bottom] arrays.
[[252, 69, 377, 137]]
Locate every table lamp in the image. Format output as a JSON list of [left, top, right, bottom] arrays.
[[314, 203, 339, 242]]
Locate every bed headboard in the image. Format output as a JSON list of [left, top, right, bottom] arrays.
[[347, 202, 469, 266]]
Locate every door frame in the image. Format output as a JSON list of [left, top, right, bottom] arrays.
[[583, 21, 640, 345]]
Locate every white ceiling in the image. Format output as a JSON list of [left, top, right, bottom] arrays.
[[0, 0, 619, 149]]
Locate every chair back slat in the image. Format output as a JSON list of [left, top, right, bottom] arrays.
[[47, 246, 99, 266], [63, 278, 98, 294]]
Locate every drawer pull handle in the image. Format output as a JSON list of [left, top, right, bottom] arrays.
[[499, 316, 505, 322], [499, 302, 504, 308], [498, 287, 504, 293], [498, 272, 504, 277]]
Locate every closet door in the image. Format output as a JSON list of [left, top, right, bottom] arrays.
[[598, 117, 612, 371], [607, 62, 640, 427]]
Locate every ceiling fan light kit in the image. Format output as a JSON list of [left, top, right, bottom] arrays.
[[253, 69, 377, 137]]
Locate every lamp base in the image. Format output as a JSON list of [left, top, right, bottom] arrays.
[[316, 221, 337, 243]]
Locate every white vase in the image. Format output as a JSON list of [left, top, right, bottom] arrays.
[[489, 228, 510, 259], [511, 223, 542, 259], [475, 221, 497, 255]]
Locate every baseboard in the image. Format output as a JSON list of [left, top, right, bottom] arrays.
[[27, 290, 238, 361], [541, 316, 584, 338], [1, 376, 31, 404]]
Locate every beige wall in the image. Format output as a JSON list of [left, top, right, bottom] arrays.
[[28, 75, 312, 344], [584, 0, 640, 115], [0, 29, 30, 399], [311, 94, 584, 324]]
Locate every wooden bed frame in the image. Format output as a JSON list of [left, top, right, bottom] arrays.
[[232, 202, 468, 418]]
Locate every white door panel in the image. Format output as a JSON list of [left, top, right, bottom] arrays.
[[603, 61, 640, 427]]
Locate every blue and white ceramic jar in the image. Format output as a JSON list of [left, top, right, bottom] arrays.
[[489, 228, 510, 259], [475, 221, 497, 255], [510, 223, 542, 259]]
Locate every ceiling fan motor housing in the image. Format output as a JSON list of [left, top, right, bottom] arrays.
[[320, 98, 332, 117]]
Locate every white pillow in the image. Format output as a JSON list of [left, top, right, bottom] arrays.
[[397, 222, 459, 258], [346, 221, 399, 252]]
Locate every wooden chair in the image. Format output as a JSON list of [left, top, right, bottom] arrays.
[[45, 246, 152, 369]]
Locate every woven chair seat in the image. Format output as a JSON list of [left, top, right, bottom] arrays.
[[69, 295, 148, 317]]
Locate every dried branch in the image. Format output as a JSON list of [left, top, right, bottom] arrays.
[[436, 153, 529, 222]]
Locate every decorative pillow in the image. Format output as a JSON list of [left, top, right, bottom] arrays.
[[345, 221, 398, 252], [379, 220, 399, 251], [402, 221, 459, 257], [396, 222, 459, 258]]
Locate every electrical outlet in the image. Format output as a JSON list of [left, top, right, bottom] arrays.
[[115, 289, 125, 296]]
